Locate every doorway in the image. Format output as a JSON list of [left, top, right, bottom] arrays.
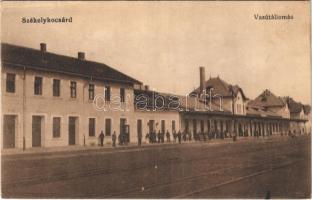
[[3, 115, 16, 148], [32, 116, 43, 147], [68, 117, 78, 145], [148, 120, 155, 133], [120, 118, 129, 143]]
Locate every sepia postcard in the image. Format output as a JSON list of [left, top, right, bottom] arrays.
[[1, 1, 311, 199]]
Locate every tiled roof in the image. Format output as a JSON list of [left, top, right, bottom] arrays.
[[248, 89, 285, 108], [1, 43, 142, 85], [190, 76, 248, 100], [134, 89, 231, 114], [284, 97, 304, 114], [303, 105, 311, 114], [246, 106, 281, 118]]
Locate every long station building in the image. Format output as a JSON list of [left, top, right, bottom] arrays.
[[1, 43, 311, 149]]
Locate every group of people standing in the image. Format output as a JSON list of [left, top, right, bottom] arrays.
[[146, 130, 184, 144], [97, 126, 305, 148], [145, 129, 240, 144], [98, 130, 130, 147]]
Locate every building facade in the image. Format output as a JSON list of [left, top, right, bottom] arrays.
[[1, 43, 310, 149], [2, 43, 142, 148]]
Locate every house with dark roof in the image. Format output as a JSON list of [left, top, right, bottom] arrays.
[[190, 67, 248, 116], [303, 104, 312, 134], [247, 90, 312, 134], [282, 97, 311, 134], [247, 89, 290, 119], [303, 105, 311, 115], [283, 97, 305, 119], [184, 67, 290, 138], [2, 42, 144, 149]]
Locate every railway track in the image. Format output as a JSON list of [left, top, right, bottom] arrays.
[[94, 155, 304, 198], [173, 159, 301, 198], [2, 139, 298, 188], [2, 136, 309, 198]]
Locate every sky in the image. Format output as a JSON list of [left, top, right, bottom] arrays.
[[2, 1, 311, 104]]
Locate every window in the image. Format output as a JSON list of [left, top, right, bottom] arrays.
[[105, 118, 112, 136], [52, 117, 61, 138], [34, 77, 42, 95], [89, 118, 95, 137], [6, 73, 15, 93], [89, 84, 94, 100], [105, 86, 111, 101], [53, 79, 60, 97], [70, 81, 77, 98], [120, 88, 125, 102]]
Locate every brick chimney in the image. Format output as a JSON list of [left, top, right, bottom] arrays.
[[78, 52, 85, 60], [199, 66, 205, 93], [40, 43, 47, 62], [40, 43, 46, 52]]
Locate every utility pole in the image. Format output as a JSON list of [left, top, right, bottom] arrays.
[[22, 66, 26, 151]]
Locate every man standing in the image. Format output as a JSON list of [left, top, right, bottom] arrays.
[[166, 130, 170, 142], [112, 131, 116, 147], [157, 130, 161, 143], [138, 130, 142, 146], [183, 131, 187, 142], [178, 130, 182, 144], [99, 131, 105, 146], [161, 131, 165, 143], [145, 132, 150, 143], [173, 130, 177, 143]]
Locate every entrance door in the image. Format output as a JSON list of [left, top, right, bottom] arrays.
[[68, 117, 76, 145], [137, 119, 142, 137], [185, 119, 189, 133], [120, 118, 129, 143], [193, 119, 197, 134], [161, 120, 165, 134], [238, 123, 243, 136], [32, 116, 42, 147], [3, 115, 16, 148], [148, 120, 155, 133]]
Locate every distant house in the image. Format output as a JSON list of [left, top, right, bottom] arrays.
[[303, 105, 311, 134], [303, 105, 311, 120], [190, 67, 248, 115], [283, 97, 311, 134], [247, 89, 290, 119], [283, 97, 305, 119]]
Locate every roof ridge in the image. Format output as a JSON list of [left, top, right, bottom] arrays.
[[2, 42, 142, 84], [215, 76, 230, 91]]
